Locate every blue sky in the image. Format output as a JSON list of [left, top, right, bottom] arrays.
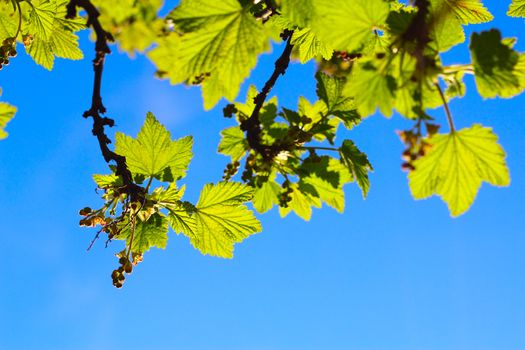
[[1, 3, 524, 350]]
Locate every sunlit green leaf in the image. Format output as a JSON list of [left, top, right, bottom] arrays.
[[218, 126, 248, 162], [0, 101, 16, 140], [345, 60, 396, 117], [470, 29, 525, 99], [310, 0, 390, 53], [148, 0, 271, 109], [252, 178, 281, 214], [340, 140, 373, 197], [508, 0, 525, 17], [291, 27, 333, 63], [117, 213, 169, 254], [408, 124, 510, 217], [115, 112, 193, 182], [316, 72, 360, 128], [22, 0, 84, 70], [170, 182, 261, 258], [443, 0, 493, 24]]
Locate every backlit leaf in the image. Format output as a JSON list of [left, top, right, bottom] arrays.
[[115, 112, 193, 181], [408, 125, 510, 216]]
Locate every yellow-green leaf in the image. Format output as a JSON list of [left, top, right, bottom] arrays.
[[408, 124, 510, 217], [508, 0, 525, 17], [291, 27, 333, 63], [170, 182, 261, 258], [443, 0, 493, 24], [252, 178, 281, 214], [22, 0, 84, 70], [310, 0, 390, 53], [117, 214, 169, 254], [115, 112, 193, 181], [470, 29, 525, 99], [218, 126, 248, 162], [148, 0, 270, 110], [0, 101, 16, 140]]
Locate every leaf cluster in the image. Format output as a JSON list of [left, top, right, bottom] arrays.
[[82, 113, 261, 287]]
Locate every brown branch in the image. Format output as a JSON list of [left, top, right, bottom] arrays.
[[240, 29, 294, 158], [67, 0, 144, 202], [403, 0, 431, 73]]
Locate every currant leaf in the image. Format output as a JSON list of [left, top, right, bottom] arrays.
[[470, 29, 525, 99], [148, 0, 271, 109], [310, 0, 390, 53], [115, 112, 193, 182], [117, 213, 169, 254], [508, 0, 525, 17], [169, 182, 261, 258], [0, 101, 16, 140], [408, 125, 510, 217]]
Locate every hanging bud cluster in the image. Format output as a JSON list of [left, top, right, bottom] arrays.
[[111, 255, 133, 289], [0, 38, 17, 69], [223, 161, 240, 181], [397, 122, 439, 171], [278, 180, 293, 208]]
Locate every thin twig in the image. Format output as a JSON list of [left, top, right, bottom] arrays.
[[87, 228, 103, 251], [435, 81, 456, 133], [14, 1, 22, 38]]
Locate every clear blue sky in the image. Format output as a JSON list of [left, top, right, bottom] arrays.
[[1, 3, 524, 350]]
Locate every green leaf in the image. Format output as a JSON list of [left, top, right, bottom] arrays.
[[148, 0, 270, 109], [508, 0, 525, 17], [387, 5, 416, 35], [281, 0, 314, 27], [218, 126, 248, 162], [339, 140, 373, 197], [345, 60, 396, 117], [0, 2, 18, 38], [0, 101, 16, 140], [93, 0, 163, 54], [291, 28, 333, 63], [298, 97, 328, 125], [443, 0, 493, 24], [408, 125, 510, 217], [470, 29, 525, 98], [115, 112, 193, 181], [301, 175, 345, 212], [310, 0, 390, 53], [48, 27, 83, 60], [22, 0, 84, 70], [252, 178, 281, 214], [170, 182, 261, 258], [168, 206, 196, 238], [92, 173, 123, 189], [428, 2, 465, 53], [117, 214, 169, 254], [315, 72, 360, 128], [279, 183, 321, 221], [197, 181, 254, 206], [151, 183, 186, 206], [27, 0, 56, 40], [291, 156, 353, 215]]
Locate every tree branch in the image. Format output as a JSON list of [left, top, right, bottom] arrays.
[[67, 0, 144, 202], [241, 29, 294, 158]]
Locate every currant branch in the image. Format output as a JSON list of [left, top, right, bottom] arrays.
[[66, 0, 145, 203], [240, 29, 294, 159]]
